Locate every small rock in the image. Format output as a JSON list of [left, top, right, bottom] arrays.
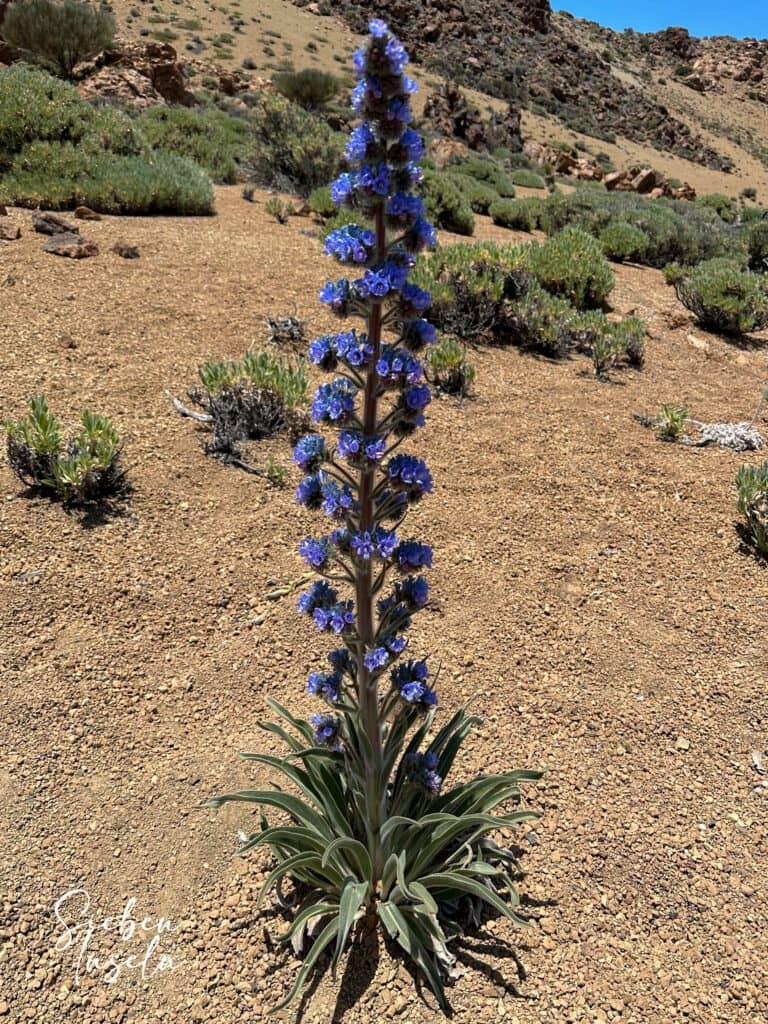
[[43, 233, 99, 259], [74, 206, 102, 221], [112, 241, 140, 259], [676, 736, 691, 751], [0, 221, 20, 241], [32, 211, 79, 236]]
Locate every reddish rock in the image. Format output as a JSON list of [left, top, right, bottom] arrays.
[[112, 241, 140, 259], [0, 221, 21, 241], [630, 167, 659, 193], [74, 206, 102, 221], [43, 233, 99, 258]]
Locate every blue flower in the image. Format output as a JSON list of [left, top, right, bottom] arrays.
[[394, 129, 423, 163], [403, 751, 442, 796], [368, 18, 389, 38], [386, 192, 424, 226], [293, 434, 327, 471], [356, 258, 412, 300], [401, 317, 437, 352], [311, 378, 357, 424], [364, 646, 389, 671], [334, 330, 374, 368], [328, 648, 352, 673], [324, 224, 376, 264], [311, 712, 342, 750], [296, 473, 324, 509], [346, 123, 376, 164], [404, 384, 431, 412], [405, 216, 437, 252], [393, 540, 433, 572], [321, 480, 355, 519], [357, 162, 391, 197], [336, 429, 362, 460], [376, 346, 423, 386], [319, 278, 351, 314], [391, 659, 437, 709], [386, 454, 433, 498], [307, 670, 342, 702], [330, 172, 354, 206], [297, 579, 337, 615], [365, 435, 387, 461], [400, 282, 432, 315], [299, 536, 330, 569], [307, 335, 337, 370], [402, 575, 429, 608], [384, 36, 408, 75], [351, 527, 397, 560], [313, 600, 355, 634]]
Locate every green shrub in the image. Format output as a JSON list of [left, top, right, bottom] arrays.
[[308, 184, 337, 219], [3, 0, 116, 79], [272, 68, 340, 109], [426, 336, 476, 396], [265, 196, 295, 223], [736, 461, 768, 555], [3, 396, 127, 504], [1, 142, 214, 214], [421, 170, 475, 236], [244, 92, 344, 195], [673, 258, 768, 335], [611, 315, 646, 367], [744, 220, 768, 273], [599, 222, 649, 263], [696, 192, 738, 224], [489, 197, 542, 231], [136, 106, 250, 184], [656, 404, 689, 441], [522, 227, 615, 309], [570, 310, 645, 376], [663, 262, 686, 285], [510, 168, 547, 189], [504, 280, 577, 357], [446, 155, 516, 197], [448, 175, 501, 215]]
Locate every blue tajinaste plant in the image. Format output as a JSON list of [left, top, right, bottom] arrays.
[[207, 20, 541, 1013]]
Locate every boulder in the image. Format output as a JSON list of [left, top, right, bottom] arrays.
[[630, 167, 660, 193], [112, 241, 140, 259], [43, 234, 99, 259], [74, 206, 102, 221], [33, 212, 79, 236]]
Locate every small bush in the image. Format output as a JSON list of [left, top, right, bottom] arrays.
[[744, 220, 768, 273], [448, 175, 501, 215], [136, 106, 250, 184], [741, 186, 758, 201], [673, 258, 768, 336], [272, 68, 340, 109], [426, 336, 475, 396], [265, 197, 295, 223], [421, 171, 475, 236], [612, 315, 646, 367], [308, 184, 337, 219], [736, 460, 768, 555], [656, 404, 688, 441], [510, 168, 547, 189], [599, 222, 649, 263], [4, 397, 127, 504], [489, 197, 542, 231], [504, 280, 576, 357], [3, 0, 116, 79], [696, 193, 738, 224], [244, 92, 344, 195], [446, 155, 516, 197], [190, 350, 309, 457], [523, 227, 615, 309]]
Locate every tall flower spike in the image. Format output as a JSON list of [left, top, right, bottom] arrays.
[[208, 21, 541, 1017]]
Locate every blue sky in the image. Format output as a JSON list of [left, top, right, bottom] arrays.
[[557, 1, 768, 39]]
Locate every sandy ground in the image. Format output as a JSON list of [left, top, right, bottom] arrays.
[[0, 188, 767, 1024]]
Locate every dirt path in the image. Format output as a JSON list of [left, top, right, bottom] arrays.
[[0, 188, 766, 1023]]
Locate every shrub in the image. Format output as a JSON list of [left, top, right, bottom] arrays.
[[612, 315, 646, 367], [190, 349, 308, 456], [599, 222, 649, 263], [206, 24, 541, 1014], [522, 227, 615, 309], [136, 106, 250, 184], [510, 168, 547, 189], [272, 67, 340, 109], [2, 0, 116, 79], [426, 336, 476, 395], [696, 192, 738, 224], [448, 175, 501, 215], [244, 92, 344, 195], [489, 197, 542, 231], [504, 279, 577, 357], [446, 155, 516, 197], [741, 186, 758, 201], [0, 143, 214, 215], [421, 170, 475, 236], [265, 196, 295, 223], [736, 461, 768, 555], [656, 404, 688, 441], [744, 220, 768, 273], [3, 397, 127, 504], [308, 184, 336, 219], [673, 259, 768, 335]]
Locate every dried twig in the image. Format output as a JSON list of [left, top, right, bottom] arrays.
[[165, 390, 213, 423]]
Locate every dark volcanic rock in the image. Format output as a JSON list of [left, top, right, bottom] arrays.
[[32, 212, 79, 236], [43, 233, 99, 258]]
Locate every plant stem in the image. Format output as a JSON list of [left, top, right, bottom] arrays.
[[356, 202, 387, 891]]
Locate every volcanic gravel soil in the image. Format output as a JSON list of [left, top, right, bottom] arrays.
[[0, 189, 766, 1024]]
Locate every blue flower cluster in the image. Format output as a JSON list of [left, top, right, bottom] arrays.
[[391, 660, 437, 709], [376, 346, 423, 387], [311, 378, 357, 424], [401, 317, 437, 353], [293, 434, 327, 471], [350, 527, 398, 561], [356, 257, 412, 300], [337, 430, 387, 464], [307, 670, 341, 702], [363, 631, 408, 672], [297, 581, 355, 635], [323, 224, 376, 264], [403, 751, 442, 796], [311, 712, 342, 750], [393, 540, 433, 572], [386, 454, 433, 499], [308, 330, 374, 372], [296, 473, 355, 520]]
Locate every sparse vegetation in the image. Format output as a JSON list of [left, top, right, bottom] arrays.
[[426, 336, 476, 396], [2, 0, 116, 79], [736, 461, 768, 555], [655, 404, 689, 441], [4, 397, 127, 504], [265, 197, 295, 224], [671, 258, 768, 336], [272, 68, 341, 110]]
